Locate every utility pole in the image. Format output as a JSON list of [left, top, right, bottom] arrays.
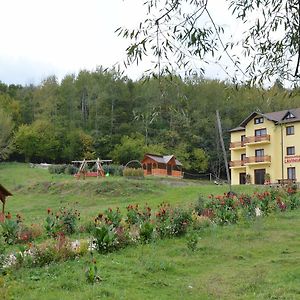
[[216, 110, 231, 191]]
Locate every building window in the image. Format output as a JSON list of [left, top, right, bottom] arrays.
[[255, 149, 264, 157], [286, 126, 294, 135], [287, 146, 295, 156], [254, 117, 264, 124], [285, 112, 295, 119], [287, 167, 296, 180], [241, 135, 246, 141], [255, 128, 267, 136]]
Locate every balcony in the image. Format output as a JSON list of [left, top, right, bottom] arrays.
[[229, 160, 247, 168], [246, 155, 271, 165], [229, 141, 246, 149], [245, 134, 270, 145]]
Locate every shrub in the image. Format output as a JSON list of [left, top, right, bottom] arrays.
[[194, 195, 206, 215], [191, 212, 212, 230], [289, 194, 300, 210], [33, 241, 57, 267], [1, 213, 22, 245], [93, 224, 118, 253], [123, 167, 144, 177], [155, 203, 191, 237], [205, 194, 239, 225], [140, 221, 154, 243], [125, 204, 151, 225], [172, 208, 192, 236], [102, 164, 124, 176], [85, 255, 101, 284], [186, 231, 198, 252], [48, 164, 67, 174], [64, 164, 78, 175], [104, 207, 122, 228], [0, 235, 7, 273], [45, 205, 80, 237]]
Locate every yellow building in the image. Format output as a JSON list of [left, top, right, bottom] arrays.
[[230, 108, 300, 185]]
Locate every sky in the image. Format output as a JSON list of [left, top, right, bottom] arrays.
[[0, 0, 243, 85]]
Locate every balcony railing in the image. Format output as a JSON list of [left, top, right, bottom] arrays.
[[230, 141, 246, 148], [246, 155, 271, 164], [245, 134, 270, 144], [229, 160, 247, 167]]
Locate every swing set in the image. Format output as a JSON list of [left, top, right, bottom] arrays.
[[72, 158, 112, 179]]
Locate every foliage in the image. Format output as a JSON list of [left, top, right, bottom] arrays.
[[0, 108, 14, 160], [117, 0, 300, 84], [139, 221, 154, 243], [93, 224, 118, 253], [186, 231, 199, 252], [102, 164, 124, 176], [0, 213, 22, 245], [45, 205, 80, 237], [85, 256, 101, 284], [123, 167, 144, 177], [48, 164, 67, 174], [110, 134, 145, 165]]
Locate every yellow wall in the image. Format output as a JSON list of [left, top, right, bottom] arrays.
[[230, 115, 300, 185]]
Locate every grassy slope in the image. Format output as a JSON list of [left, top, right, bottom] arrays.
[[1, 163, 300, 299], [4, 212, 300, 300], [0, 162, 256, 222]]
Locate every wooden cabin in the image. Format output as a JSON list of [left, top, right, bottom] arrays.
[[0, 184, 12, 214], [141, 154, 183, 177]]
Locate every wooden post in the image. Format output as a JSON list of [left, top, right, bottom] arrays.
[[216, 110, 231, 191], [2, 199, 5, 214]]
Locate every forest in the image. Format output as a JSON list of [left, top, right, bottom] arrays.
[[1, 67, 300, 178]]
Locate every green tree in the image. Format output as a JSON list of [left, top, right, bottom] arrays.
[[0, 108, 14, 160], [14, 120, 62, 162], [190, 148, 209, 173], [110, 134, 145, 165]]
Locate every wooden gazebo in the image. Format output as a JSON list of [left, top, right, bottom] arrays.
[[0, 184, 12, 214], [141, 154, 183, 177]]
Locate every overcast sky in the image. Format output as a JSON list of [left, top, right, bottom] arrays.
[[0, 0, 243, 85]]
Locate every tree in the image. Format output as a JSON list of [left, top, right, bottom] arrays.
[[190, 148, 209, 173], [117, 0, 300, 85], [110, 134, 145, 165], [0, 108, 14, 160]]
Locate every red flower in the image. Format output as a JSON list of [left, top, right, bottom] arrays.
[[47, 208, 51, 214]]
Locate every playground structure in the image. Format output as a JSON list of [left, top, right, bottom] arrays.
[[72, 158, 112, 179], [0, 184, 12, 214]]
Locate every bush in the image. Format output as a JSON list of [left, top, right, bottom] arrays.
[[93, 224, 118, 253], [123, 167, 144, 178], [64, 164, 78, 175], [140, 221, 154, 243], [125, 204, 151, 225], [48, 164, 67, 174], [45, 205, 80, 237], [102, 164, 124, 176], [194, 195, 206, 215], [186, 231, 199, 252], [0, 214, 22, 245]]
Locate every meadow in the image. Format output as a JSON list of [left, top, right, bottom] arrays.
[[1, 163, 300, 299]]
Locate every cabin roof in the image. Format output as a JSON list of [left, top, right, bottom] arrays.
[[0, 184, 12, 197], [143, 154, 183, 166]]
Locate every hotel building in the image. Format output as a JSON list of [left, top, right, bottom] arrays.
[[230, 108, 300, 185]]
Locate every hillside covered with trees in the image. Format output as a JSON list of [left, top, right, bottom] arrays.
[[1, 67, 299, 178]]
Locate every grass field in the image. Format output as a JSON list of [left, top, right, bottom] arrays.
[[1, 163, 300, 299]]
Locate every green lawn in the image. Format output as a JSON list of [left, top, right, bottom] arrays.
[[1, 163, 299, 299]]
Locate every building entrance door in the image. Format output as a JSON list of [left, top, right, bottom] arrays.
[[254, 169, 265, 185], [239, 172, 246, 184], [147, 164, 152, 175], [167, 165, 172, 175]]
